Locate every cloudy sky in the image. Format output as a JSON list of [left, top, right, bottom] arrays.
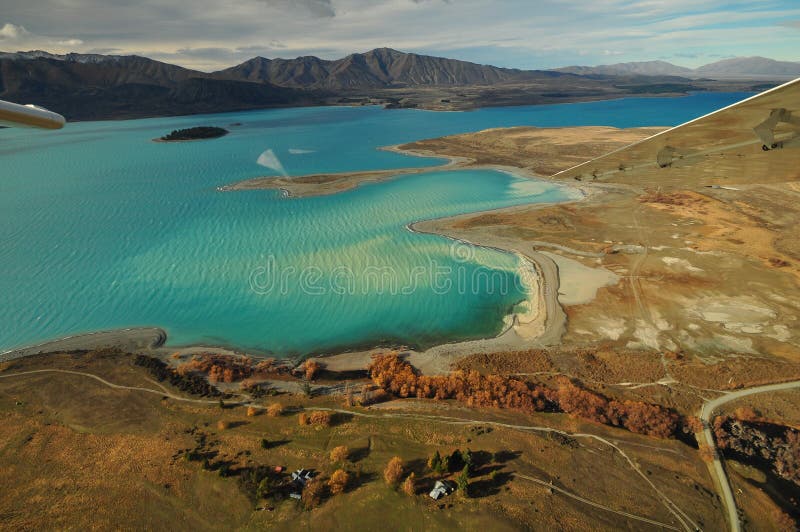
[[1, 0, 799, 71]]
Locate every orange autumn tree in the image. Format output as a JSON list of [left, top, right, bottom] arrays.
[[384, 456, 404, 486], [304, 360, 320, 381], [309, 411, 332, 427], [402, 472, 416, 496], [302, 478, 325, 509], [178, 354, 255, 383], [328, 469, 349, 495], [330, 445, 349, 464]]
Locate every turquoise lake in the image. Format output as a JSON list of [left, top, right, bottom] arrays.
[[0, 92, 750, 355]]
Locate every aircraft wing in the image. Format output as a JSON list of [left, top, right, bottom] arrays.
[[551, 78, 800, 186], [0, 99, 66, 129]]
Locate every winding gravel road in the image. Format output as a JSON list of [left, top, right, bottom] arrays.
[[698, 380, 800, 532]]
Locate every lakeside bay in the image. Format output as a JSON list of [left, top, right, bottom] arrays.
[[0, 93, 749, 355]]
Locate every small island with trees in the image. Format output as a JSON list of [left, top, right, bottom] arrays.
[[156, 126, 229, 142]]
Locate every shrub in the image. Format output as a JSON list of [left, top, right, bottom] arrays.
[[330, 445, 349, 464], [384, 456, 404, 486], [328, 469, 349, 495], [343, 390, 354, 407], [698, 444, 715, 463], [734, 406, 759, 421]]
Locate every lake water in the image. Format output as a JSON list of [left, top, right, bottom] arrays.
[[0, 92, 750, 355]]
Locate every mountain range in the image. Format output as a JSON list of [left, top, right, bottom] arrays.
[[555, 56, 800, 79], [0, 48, 789, 120], [213, 47, 554, 89]]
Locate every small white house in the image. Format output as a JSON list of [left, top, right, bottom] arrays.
[[428, 480, 455, 500], [291, 469, 315, 486]]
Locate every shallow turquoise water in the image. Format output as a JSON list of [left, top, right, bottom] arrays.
[[0, 93, 750, 354]]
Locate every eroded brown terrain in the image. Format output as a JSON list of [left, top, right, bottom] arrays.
[[407, 126, 800, 366]]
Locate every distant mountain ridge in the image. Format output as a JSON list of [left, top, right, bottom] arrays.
[[555, 60, 695, 78], [694, 57, 800, 78], [0, 50, 122, 63], [556, 56, 800, 79], [214, 47, 557, 89], [0, 51, 313, 120], [0, 48, 784, 120]]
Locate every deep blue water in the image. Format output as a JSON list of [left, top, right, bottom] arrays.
[[0, 92, 751, 355]]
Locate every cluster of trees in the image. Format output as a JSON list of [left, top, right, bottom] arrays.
[[240, 381, 278, 399], [556, 380, 680, 438], [297, 445, 355, 509], [368, 353, 556, 411], [713, 416, 800, 486], [300, 469, 351, 509], [298, 411, 333, 427], [384, 449, 480, 499], [368, 354, 681, 439], [237, 465, 286, 502], [427, 448, 473, 477], [175, 354, 286, 384], [134, 355, 220, 397], [428, 448, 474, 497], [177, 354, 256, 383]]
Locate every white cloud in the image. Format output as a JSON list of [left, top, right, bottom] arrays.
[[0, 0, 798, 70], [0, 23, 30, 40], [0, 21, 84, 52]]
